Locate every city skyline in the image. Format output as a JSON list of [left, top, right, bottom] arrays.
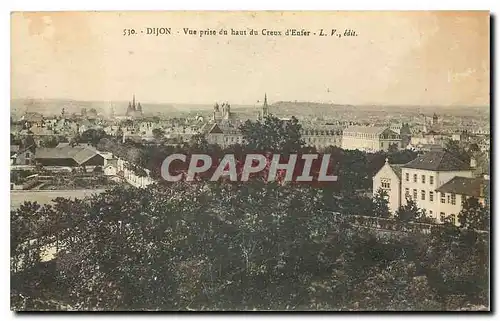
[[11, 11, 489, 106]]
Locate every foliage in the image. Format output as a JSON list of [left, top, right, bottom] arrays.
[[239, 116, 304, 153], [458, 197, 489, 231], [10, 182, 489, 311], [395, 198, 422, 222], [152, 128, 165, 140], [444, 139, 470, 164], [372, 188, 390, 218], [79, 129, 108, 146]]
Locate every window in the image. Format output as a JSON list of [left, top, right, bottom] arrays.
[[405, 173, 409, 182], [413, 189, 417, 200], [421, 175, 426, 184], [430, 176, 434, 185], [440, 212, 445, 223], [421, 190, 426, 201], [381, 182, 390, 189], [451, 194, 456, 205], [429, 210, 433, 215], [441, 193, 446, 203], [413, 174, 417, 183], [405, 188, 410, 197], [447, 194, 451, 204], [450, 214, 456, 225], [429, 191, 434, 202]]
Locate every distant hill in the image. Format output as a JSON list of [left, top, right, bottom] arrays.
[[10, 98, 489, 119]]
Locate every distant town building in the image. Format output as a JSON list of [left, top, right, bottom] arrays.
[[126, 94, 144, 118], [258, 93, 270, 120], [10, 144, 35, 165], [301, 127, 342, 149], [201, 122, 244, 147], [35, 144, 104, 167], [342, 126, 402, 152]]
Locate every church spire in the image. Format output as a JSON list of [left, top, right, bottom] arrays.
[[132, 94, 136, 110], [264, 93, 268, 107]]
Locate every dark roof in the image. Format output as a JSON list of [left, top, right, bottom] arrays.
[[35, 146, 101, 165], [200, 123, 224, 134], [389, 164, 403, 180], [436, 177, 488, 198], [402, 151, 470, 171]]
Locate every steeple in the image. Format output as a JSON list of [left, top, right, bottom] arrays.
[[132, 94, 136, 110], [261, 93, 269, 119]]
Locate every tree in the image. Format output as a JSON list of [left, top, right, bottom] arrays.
[[152, 128, 165, 140], [444, 139, 470, 164], [372, 188, 390, 218], [79, 128, 108, 146], [458, 197, 489, 231], [40, 136, 59, 148], [395, 198, 422, 222], [388, 143, 399, 153], [239, 116, 304, 153]]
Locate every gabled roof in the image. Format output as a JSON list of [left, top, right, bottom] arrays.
[[35, 146, 101, 165], [73, 148, 100, 165], [436, 177, 488, 198], [389, 164, 403, 180], [402, 151, 470, 171], [204, 123, 224, 134]]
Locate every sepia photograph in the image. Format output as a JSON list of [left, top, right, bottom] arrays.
[[10, 11, 490, 311]]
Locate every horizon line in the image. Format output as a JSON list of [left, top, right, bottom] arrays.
[[10, 97, 490, 109]]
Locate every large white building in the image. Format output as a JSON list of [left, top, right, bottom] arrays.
[[342, 126, 402, 152], [301, 127, 342, 149], [373, 151, 489, 225]]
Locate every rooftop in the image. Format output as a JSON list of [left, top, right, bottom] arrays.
[[35, 145, 100, 165], [389, 164, 403, 180], [343, 126, 393, 135], [436, 177, 489, 198], [402, 151, 471, 171]]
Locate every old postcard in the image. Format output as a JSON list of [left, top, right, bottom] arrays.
[[10, 11, 490, 311]]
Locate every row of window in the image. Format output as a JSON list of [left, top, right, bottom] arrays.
[[405, 173, 434, 185], [405, 188, 456, 205]]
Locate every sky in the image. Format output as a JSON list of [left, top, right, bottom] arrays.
[[11, 11, 490, 106]]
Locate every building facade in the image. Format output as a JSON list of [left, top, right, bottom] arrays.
[[373, 151, 488, 225], [342, 126, 402, 152]]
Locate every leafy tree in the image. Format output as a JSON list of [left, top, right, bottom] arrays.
[[79, 128, 108, 146], [40, 136, 59, 148], [372, 188, 390, 218], [388, 143, 399, 154], [152, 128, 165, 140], [444, 139, 470, 164], [395, 198, 422, 222], [458, 197, 489, 231], [239, 116, 304, 153]]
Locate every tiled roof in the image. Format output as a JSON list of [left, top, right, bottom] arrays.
[[402, 151, 470, 171], [436, 177, 488, 198]]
